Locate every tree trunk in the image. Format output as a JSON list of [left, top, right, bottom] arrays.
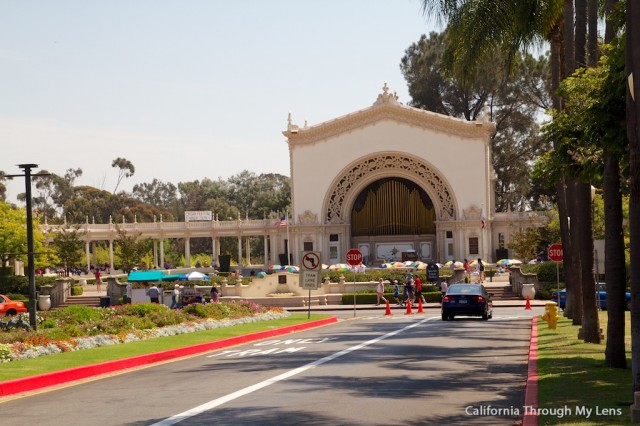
[[577, 182, 600, 343], [627, 0, 640, 394], [604, 156, 627, 367], [568, 180, 583, 325]]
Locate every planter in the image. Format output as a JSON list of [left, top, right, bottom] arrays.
[[38, 294, 52, 311], [521, 283, 536, 300]]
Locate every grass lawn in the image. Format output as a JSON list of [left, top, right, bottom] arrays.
[[537, 311, 632, 425], [0, 313, 330, 382]]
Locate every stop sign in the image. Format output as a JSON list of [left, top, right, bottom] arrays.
[[548, 243, 563, 262], [346, 249, 363, 266]]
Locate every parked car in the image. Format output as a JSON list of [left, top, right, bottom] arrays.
[[441, 284, 493, 321], [0, 294, 28, 316], [551, 283, 631, 310]]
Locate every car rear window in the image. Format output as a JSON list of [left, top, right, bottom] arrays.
[[447, 285, 482, 295]]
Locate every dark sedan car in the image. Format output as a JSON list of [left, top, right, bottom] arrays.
[[441, 284, 493, 321]]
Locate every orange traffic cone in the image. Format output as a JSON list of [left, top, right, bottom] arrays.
[[405, 300, 413, 315], [525, 295, 532, 310], [385, 300, 392, 316], [417, 299, 424, 313]]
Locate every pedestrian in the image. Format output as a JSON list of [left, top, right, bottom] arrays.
[[414, 274, 426, 304], [170, 284, 181, 309], [477, 258, 485, 283], [463, 258, 471, 281], [440, 280, 448, 299], [405, 273, 415, 305], [393, 280, 401, 305], [148, 283, 160, 304], [375, 278, 387, 306], [94, 268, 102, 293], [210, 285, 220, 303]]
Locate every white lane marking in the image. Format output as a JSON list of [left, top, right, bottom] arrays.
[[151, 317, 435, 426]]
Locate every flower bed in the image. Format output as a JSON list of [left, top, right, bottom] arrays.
[[0, 301, 288, 363]]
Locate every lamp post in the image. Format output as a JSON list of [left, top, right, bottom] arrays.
[[6, 164, 40, 329]]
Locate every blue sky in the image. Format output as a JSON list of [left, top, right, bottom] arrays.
[[1, 1, 438, 202]]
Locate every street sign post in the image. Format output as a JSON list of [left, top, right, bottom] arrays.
[[300, 251, 322, 319], [548, 243, 563, 303], [346, 249, 363, 318]]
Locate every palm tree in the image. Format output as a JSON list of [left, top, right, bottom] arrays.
[[627, 0, 640, 393]]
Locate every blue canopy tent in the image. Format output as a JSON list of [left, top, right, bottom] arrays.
[[127, 270, 166, 282], [162, 274, 187, 282]]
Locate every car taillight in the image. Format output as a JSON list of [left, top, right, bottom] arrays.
[[443, 296, 451, 302], [474, 296, 485, 302]]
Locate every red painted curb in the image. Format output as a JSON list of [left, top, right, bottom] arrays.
[[0, 316, 337, 397], [523, 316, 539, 426]]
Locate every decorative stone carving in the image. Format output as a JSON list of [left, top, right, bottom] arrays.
[[464, 205, 482, 220], [325, 153, 456, 223], [298, 210, 318, 225]]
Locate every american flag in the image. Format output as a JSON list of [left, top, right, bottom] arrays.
[[275, 215, 287, 227]]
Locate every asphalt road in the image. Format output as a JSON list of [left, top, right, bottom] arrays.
[[1, 307, 543, 426]]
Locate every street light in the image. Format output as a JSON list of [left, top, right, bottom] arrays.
[[6, 164, 45, 330]]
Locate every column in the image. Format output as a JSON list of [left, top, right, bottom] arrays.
[[185, 238, 191, 268], [263, 235, 268, 266], [211, 237, 217, 266], [245, 237, 251, 266], [92, 242, 97, 269], [160, 239, 165, 269], [237, 235, 242, 268], [109, 240, 114, 272], [85, 241, 90, 270], [153, 240, 158, 268]]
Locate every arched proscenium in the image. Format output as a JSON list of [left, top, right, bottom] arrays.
[[324, 153, 457, 224]]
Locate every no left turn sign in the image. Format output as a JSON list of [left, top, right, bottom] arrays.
[[301, 251, 321, 271]]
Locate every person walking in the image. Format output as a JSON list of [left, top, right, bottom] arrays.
[[463, 258, 471, 281], [148, 283, 160, 304], [393, 280, 401, 305], [404, 273, 415, 305], [440, 280, 448, 299], [170, 284, 181, 309], [414, 275, 426, 304], [375, 278, 387, 306], [94, 268, 102, 293], [477, 258, 485, 283]]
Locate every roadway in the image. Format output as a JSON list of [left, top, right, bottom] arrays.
[[1, 306, 543, 425]]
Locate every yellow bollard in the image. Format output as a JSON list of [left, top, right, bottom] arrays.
[[540, 301, 559, 329]]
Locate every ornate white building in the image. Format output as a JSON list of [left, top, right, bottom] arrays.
[[281, 83, 530, 266]]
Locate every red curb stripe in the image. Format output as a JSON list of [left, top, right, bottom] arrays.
[[523, 316, 539, 426], [0, 316, 337, 397]]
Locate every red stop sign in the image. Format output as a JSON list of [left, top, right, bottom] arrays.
[[548, 243, 563, 262], [346, 249, 363, 266]]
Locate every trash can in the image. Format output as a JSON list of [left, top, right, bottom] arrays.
[[100, 296, 111, 308]]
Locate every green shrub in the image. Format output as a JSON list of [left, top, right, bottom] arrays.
[[521, 262, 564, 282], [71, 286, 83, 296]]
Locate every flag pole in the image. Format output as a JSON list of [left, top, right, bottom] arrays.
[[286, 211, 291, 265]]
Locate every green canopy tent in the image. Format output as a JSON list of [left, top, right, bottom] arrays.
[[127, 270, 166, 282]]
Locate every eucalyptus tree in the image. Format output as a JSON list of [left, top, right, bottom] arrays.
[[111, 157, 135, 194]]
